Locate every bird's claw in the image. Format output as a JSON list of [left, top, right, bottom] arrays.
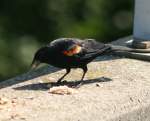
[[56, 80, 68, 85]]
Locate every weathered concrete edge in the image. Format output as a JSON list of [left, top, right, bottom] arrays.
[[110, 102, 150, 121], [1, 36, 150, 121], [110, 36, 150, 121]]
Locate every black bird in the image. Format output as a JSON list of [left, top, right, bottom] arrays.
[[31, 38, 150, 83]]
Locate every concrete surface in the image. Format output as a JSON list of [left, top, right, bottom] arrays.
[[0, 36, 150, 121]]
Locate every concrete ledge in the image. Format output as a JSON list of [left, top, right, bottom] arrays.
[[0, 36, 150, 121]]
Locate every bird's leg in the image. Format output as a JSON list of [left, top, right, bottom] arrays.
[[57, 68, 71, 83], [81, 66, 88, 81], [74, 66, 88, 88]]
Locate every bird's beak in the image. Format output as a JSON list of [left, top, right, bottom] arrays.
[[30, 60, 41, 70]]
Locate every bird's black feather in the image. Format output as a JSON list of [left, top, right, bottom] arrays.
[[32, 38, 111, 83]]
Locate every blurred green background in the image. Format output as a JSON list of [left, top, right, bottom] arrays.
[[0, 0, 134, 81]]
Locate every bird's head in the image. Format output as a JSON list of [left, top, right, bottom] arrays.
[[30, 46, 50, 70]]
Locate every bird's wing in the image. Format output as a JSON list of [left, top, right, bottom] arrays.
[[49, 38, 83, 57], [62, 39, 109, 57], [49, 38, 108, 57], [82, 39, 106, 51]]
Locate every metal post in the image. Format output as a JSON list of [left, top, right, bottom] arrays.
[[133, 0, 150, 49]]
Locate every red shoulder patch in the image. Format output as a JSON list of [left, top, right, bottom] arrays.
[[62, 45, 82, 56]]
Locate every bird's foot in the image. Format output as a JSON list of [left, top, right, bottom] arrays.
[[56, 79, 62, 84], [62, 80, 67, 83], [56, 80, 68, 85]]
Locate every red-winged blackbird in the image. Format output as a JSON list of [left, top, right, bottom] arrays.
[[31, 38, 150, 83]]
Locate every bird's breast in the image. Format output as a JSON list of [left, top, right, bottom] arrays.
[[47, 53, 83, 68]]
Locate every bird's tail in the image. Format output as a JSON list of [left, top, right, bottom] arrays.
[[79, 43, 150, 63], [80, 45, 111, 63]]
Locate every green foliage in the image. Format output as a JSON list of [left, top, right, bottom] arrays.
[[0, 0, 134, 80]]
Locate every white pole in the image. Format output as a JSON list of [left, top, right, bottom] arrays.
[[134, 0, 150, 40]]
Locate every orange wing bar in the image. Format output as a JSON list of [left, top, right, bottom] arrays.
[[63, 45, 82, 56]]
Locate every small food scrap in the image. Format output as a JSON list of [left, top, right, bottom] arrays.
[[49, 86, 78, 95], [0, 97, 9, 105], [96, 83, 100, 87]]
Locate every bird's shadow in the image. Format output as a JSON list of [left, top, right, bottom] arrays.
[[0, 55, 118, 89], [0, 65, 61, 89], [13, 77, 112, 91]]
